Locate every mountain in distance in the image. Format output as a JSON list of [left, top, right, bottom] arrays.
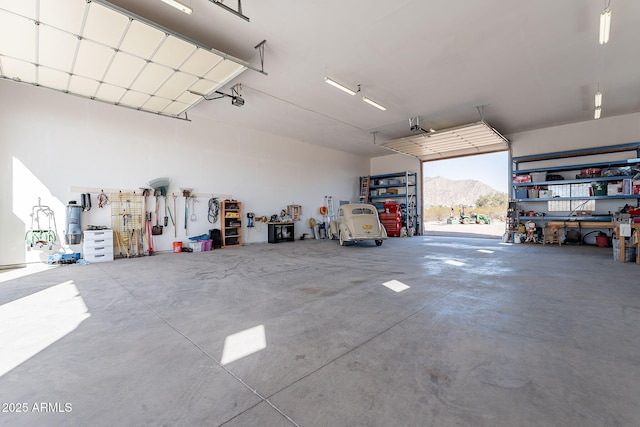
[[423, 176, 504, 208]]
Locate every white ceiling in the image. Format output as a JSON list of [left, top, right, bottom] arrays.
[[12, 1, 640, 158]]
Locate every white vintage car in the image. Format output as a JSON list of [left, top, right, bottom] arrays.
[[329, 203, 387, 246]]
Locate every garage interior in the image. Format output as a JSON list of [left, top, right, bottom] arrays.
[[1, 1, 640, 426]]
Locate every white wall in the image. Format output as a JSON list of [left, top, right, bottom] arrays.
[[370, 152, 422, 213], [370, 153, 420, 176], [0, 80, 369, 266]]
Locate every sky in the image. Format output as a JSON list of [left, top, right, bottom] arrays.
[[422, 151, 509, 193]]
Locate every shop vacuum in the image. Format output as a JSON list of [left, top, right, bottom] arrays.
[[65, 201, 82, 244]]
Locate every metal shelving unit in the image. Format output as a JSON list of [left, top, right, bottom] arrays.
[[512, 143, 640, 223], [361, 171, 419, 235]]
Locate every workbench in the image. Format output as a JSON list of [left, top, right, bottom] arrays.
[[540, 221, 614, 246], [547, 221, 615, 231], [268, 222, 294, 243]]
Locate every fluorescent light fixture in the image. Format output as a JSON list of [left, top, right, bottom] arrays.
[[324, 77, 357, 95], [595, 91, 602, 107], [362, 96, 386, 111], [0, 0, 249, 119], [161, 0, 193, 15], [594, 107, 602, 119], [599, 8, 611, 44]]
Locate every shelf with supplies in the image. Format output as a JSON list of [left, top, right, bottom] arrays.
[[512, 143, 640, 219], [220, 200, 242, 248], [508, 143, 640, 245], [360, 171, 419, 236]]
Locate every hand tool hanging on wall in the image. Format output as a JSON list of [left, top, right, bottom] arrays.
[[184, 196, 189, 235], [142, 188, 153, 255], [190, 196, 198, 221], [172, 193, 177, 238], [164, 195, 169, 227], [181, 189, 192, 236], [152, 190, 163, 235]]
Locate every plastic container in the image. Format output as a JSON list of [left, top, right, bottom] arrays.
[[189, 242, 201, 252], [515, 189, 528, 199], [201, 239, 212, 251], [595, 235, 609, 247], [530, 172, 547, 182], [173, 242, 182, 253], [591, 182, 607, 196]]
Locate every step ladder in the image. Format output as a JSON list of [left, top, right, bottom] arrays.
[[359, 176, 370, 203], [323, 195, 337, 239], [325, 195, 336, 222]]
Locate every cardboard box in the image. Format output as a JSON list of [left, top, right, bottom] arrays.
[[607, 183, 622, 196], [386, 188, 399, 194]]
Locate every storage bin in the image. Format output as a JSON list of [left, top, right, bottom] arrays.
[[201, 239, 212, 251], [189, 242, 202, 252], [530, 172, 547, 182], [515, 189, 528, 199], [539, 190, 552, 198], [528, 189, 539, 198], [591, 182, 607, 196]]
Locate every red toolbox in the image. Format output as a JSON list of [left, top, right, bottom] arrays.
[[379, 212, 401, 236], [383, 200, 400, 213]]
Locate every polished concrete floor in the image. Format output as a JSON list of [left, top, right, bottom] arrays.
[[0, 236, 639, 426]]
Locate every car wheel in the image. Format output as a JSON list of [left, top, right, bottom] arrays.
[[375, 240, 383, 246], [462, 218, 470, 224], [339, 231, 345, 246]]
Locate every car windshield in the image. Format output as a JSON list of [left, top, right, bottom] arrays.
[[351, 207, 375, 215]]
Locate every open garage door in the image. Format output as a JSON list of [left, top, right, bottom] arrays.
[[380, 121, 509, 161]]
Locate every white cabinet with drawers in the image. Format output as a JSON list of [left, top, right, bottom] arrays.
[[83, 229, 114, 263]]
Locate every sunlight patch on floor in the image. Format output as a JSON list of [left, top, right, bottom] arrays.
[[0, 280, 90, 377], [221, 325, 267, 365], [382, 279, 410, 293]]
